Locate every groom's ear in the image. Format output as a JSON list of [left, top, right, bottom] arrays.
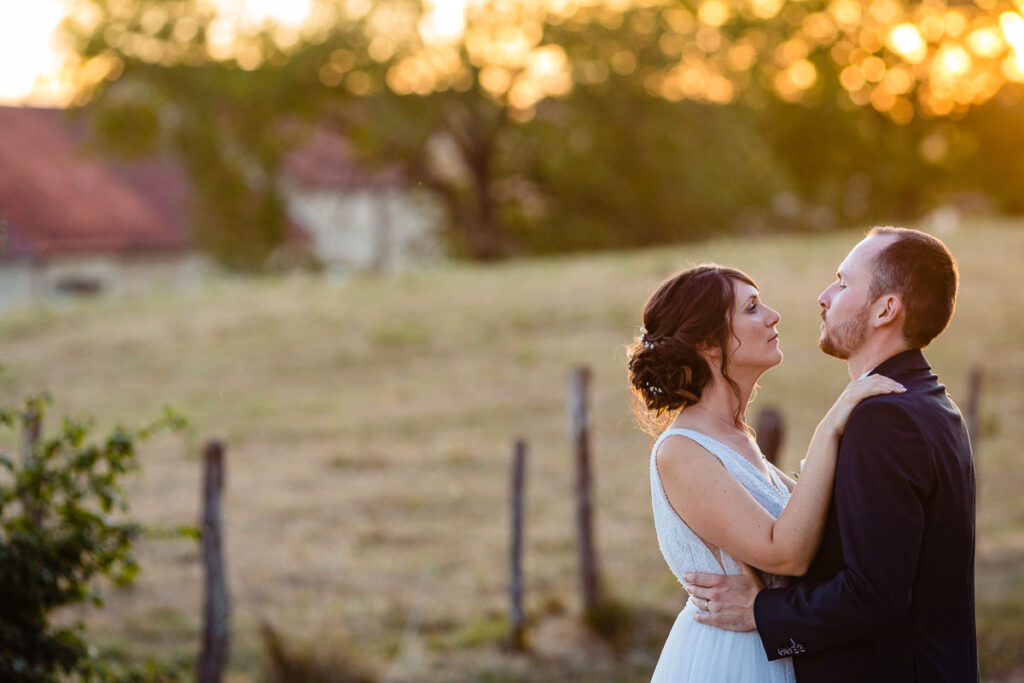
[[872, 294, 903, 329]]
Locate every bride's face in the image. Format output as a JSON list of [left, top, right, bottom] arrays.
[[723, 282, 783, 372]]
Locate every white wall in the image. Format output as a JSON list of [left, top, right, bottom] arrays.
[[0, 260, 37, 311], [0, 251, 205, 314], [284, 185, 444, 273], [116, 252, 206, 296]]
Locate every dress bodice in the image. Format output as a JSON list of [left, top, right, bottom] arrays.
[[650, 427, 791, 589]]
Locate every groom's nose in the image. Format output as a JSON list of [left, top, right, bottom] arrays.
[[817, 286, 832, 309]]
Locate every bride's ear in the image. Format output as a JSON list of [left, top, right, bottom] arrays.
[[696, 340, 722, 361]]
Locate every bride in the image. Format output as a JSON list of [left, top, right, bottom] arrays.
[[627, 264, 903, 682]]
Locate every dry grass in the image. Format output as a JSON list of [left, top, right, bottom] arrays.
[[2, 218, 1023, 681]]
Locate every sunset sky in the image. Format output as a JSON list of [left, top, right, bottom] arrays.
[[0, 1, 68, 104]]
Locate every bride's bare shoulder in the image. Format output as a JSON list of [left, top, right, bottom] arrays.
[[656, 432, 724, 479]]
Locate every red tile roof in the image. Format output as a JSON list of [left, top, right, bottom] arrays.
[[0, 106, 190, 259], [281, 126, 405, 190], [0, 108, 399, 261]]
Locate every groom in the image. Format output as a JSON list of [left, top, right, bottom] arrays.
[[685, 227, 978, 682]]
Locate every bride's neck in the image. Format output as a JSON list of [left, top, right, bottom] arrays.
[[690, 376, 755, 429]]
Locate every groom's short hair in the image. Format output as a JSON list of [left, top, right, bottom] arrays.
[[867, 226, 958, 349]]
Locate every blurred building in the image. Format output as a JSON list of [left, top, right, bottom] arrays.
[[280, 127, 443, 274], [0, 107, 444, 313], [0, 106, 202, 312]]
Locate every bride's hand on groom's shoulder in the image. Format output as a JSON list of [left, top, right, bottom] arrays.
[[824, 374, 906, 436], [683, 562, 763, 632]]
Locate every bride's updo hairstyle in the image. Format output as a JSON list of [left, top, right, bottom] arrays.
[[627, 264, 756, 436]]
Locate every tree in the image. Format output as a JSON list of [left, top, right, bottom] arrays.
[[505, 5, 792, 250], [303, 0, 575, 259], [313, 60, 516, 260], [63, 0, 333, 270]]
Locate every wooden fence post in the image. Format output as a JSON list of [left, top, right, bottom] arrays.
[[19, 404, 41, 462], [965, 365, 982, 448], [19, 401, 42, 525], [198, 440, 230, 683], [569, 366, 600, 614], [509, 438, 527, 651], [755, 407, 785, 466]]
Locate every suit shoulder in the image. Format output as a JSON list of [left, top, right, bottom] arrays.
[[846, 393, 918, 430], [842, 396, 932, 478], [844, 396, 927, 456]]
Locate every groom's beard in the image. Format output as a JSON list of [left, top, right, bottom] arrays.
[[819, 303, 871, 360]]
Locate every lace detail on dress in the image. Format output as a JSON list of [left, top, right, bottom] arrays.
[[650, 427, 791, 590]]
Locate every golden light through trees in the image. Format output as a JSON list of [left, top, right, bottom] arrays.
[[640, 0, 1024, 122], [380, 2, 573, 116], [51, 0, 1024, 123], [397, 0, 1024, 124]]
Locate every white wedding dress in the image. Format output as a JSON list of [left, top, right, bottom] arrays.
[[649, 428, 796, 682]]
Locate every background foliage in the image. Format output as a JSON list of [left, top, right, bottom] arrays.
[[58, 0, 1024, 268]]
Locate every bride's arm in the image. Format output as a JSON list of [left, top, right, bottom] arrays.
[[658, 375, 904, 576]]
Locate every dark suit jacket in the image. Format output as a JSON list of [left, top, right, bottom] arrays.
[[754, 349, 978, 682]]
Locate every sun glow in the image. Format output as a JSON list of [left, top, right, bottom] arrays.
[[887, 22, 927, 63], [937, 43, 973, 77], [1001, 11, 1024, 49], [228, 0, 312, 28], [1, 0, 315, 105], [0, 0, 67, 104], [421, 0, 468, 44]]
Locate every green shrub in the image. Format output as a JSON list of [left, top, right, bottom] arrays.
[[0, 393, 186, 681]]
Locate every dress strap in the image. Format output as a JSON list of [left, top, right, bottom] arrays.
[[655, 427, 785, 496], [654, 427, 738, 467]]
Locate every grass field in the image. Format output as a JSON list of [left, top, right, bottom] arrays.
[[3, 219, 1024, 681]]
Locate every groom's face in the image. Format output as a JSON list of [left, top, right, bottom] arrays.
[[816, 235, 893, 360]]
